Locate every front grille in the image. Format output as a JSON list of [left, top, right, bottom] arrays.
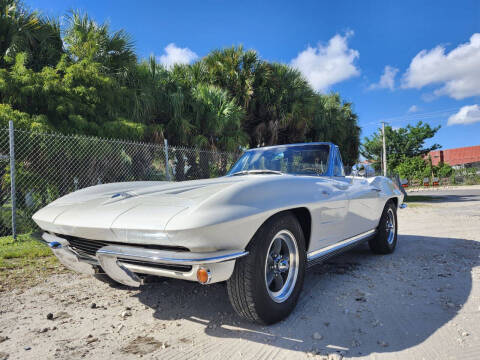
[[55, 234, 192, 273], [56, 234, 189, 258], [65, 237, 109, 257]]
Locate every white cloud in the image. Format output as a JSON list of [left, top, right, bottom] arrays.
[[369, 65, 399, 91], [402, 33, 480, 99], [408, 105, 419, 113], [158, 43, 198, 68], [447, 104, 480, 125], [290, 31, 360, 92]]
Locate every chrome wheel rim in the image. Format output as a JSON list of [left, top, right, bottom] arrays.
[[264, 230, 299, 303], [386, 208, 395, 245]]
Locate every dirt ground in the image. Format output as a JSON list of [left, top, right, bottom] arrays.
[[1, 188, 479, 360]]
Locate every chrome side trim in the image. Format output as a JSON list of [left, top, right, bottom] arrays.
[[306, 229, 376, 266], [96, 245, 248, 265]]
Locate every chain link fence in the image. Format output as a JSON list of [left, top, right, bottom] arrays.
[[365, 164, 480, 189], [0, 125, 240, 237], [0, 128, 11, 236]]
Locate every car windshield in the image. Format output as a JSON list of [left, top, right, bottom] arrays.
[[227, 144, 330, 176]]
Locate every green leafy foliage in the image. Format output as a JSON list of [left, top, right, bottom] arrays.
[[63, 10, 136, 75], [362, 121, 441, 170], [394, 156, 454, 181], [0, 0, 63, 71], [436, 162, 453, 178], [0, 103, 49, 130], [394, 156, 429, 180], [0, 53, 141, 136], [0, 1, 361, 159]]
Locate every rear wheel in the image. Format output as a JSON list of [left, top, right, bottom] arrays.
[[227, 212, 306, 324], [369, 201, 398, 254]]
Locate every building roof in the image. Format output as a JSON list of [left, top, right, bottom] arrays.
[[429, 145, 480, 166]]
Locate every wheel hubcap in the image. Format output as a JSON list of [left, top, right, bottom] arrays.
[[386, 208, 395, 245], [264, 230, 299, 303]]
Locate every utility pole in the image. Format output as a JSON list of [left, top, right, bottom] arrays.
[[381, 122, 387, 177]]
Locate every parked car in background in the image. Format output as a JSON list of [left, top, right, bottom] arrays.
[[33, 142, 404, 324]]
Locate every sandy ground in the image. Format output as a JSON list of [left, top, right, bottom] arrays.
[[1, 189, 480, 360]]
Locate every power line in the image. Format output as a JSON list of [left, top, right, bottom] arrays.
[[362, 107, 460, 127], [366, 108, 458, 177]]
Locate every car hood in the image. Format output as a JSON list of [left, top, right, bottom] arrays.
[[32, 177, 246, 242]]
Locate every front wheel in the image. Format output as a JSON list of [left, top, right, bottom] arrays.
[[369, 201, 398, 254], [227, 212, 306, 324]]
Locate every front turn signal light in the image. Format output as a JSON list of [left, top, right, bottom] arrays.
[[197, 267, 211, 284]]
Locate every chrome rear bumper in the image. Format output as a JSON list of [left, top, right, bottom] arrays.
[[35, 232, 248, 287]]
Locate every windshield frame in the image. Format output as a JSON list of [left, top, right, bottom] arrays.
[[227, 142, 334, 177]]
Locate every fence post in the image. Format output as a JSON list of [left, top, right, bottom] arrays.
[[8, 121, 17, 239], [164, 139, 170, 181]]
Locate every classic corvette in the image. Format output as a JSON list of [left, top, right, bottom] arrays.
[[33, 142, 405, 324]]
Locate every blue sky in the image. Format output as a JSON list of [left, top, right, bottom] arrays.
[[28, 0, 480, 150]]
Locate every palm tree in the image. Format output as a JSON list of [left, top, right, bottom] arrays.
[[0, 0, 62, 70], [192, 83, 246, 151], [247, 62, 315, 147], [306, 93, 360, 165], [64, 10, 136, 75], [191, 83, 247, 177], [127, 55, 171, 128], [202, 46, 258, 109]]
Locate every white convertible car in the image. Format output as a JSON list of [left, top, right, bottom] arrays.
[[33, 142, 404, 324]]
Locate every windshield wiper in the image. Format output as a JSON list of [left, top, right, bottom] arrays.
[[229, 170, 284, 176]]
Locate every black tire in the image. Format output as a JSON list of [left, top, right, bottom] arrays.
[[369, 200, 398, 254], [227, 212, 306, 324]]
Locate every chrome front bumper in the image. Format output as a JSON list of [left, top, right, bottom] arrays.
[[36, 233, 248, 287]]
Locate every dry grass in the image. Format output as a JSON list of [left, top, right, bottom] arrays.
[[0, 234, 66, 293]]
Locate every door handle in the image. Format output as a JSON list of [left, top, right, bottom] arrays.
[[371, 188, 381, 192]]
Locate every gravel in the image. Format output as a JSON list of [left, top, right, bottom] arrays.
[[0, 187, 479, 359]]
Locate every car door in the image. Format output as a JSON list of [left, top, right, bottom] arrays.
[[327, 149, 381, 241], [309, 149, 350, 250], [346, 176, 384, 236], [329, 150, 358, 239]]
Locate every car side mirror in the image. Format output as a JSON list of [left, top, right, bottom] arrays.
[[353, 164, 366, 177]]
